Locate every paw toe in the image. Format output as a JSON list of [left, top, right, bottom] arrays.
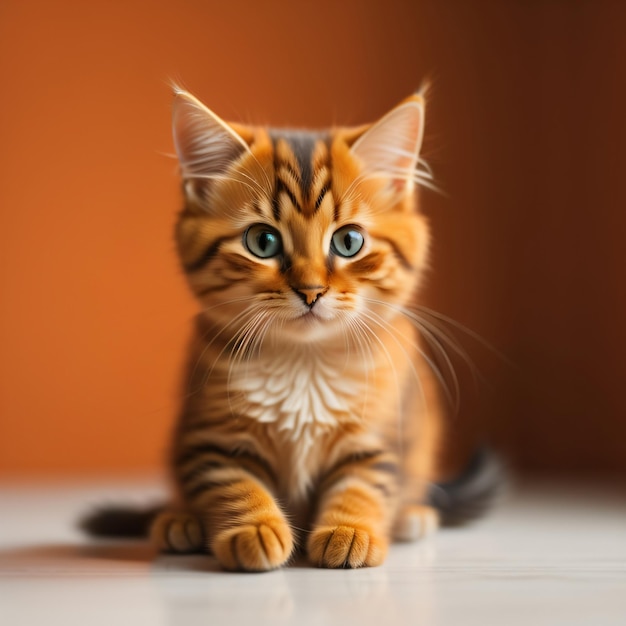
[[308, 525, 386, 568], [213, 520, 293, 572]]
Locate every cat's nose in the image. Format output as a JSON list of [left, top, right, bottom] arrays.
[[293, 285, 327, 307]]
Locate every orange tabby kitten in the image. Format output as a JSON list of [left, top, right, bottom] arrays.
[[83, 88, 501, 570]]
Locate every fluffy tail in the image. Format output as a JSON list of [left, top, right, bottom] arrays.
[[79, 504, 163, 538], [428, 447, 507, 526]]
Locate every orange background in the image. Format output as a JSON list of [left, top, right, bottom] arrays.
[[1, 1, 625, 476]]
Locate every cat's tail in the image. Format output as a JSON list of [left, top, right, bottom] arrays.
[[428, 447, 507, 526], [79, 504, 163, 538]]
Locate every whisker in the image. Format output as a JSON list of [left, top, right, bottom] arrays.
[[363, 308, 452, 408], [358, 310, 431, 411], [227, 309, 271, 416], [339, 312, 375, 422], [337, 156, 443, 206], [353, 315, 409, 461], [186, 301, 262, 397], [185, 170, 271, 204], [415, 305, 515, 369], [413, 313, 484, 394], [227, 309, 268, 376], [245, 153, 275, 204], [363, 298, 463, 412], [194, 302, 271, 399], [358, 167, 445, 195]]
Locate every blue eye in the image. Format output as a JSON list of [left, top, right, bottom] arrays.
[[244, 224, 282, 258], [331, 225, 365, 258]]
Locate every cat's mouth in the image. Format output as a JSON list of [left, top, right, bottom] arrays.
[[292, 306, 334, 326], [297, 309, 323, 322], [281, 308, 339, 342], [280, 299, 339, 339]]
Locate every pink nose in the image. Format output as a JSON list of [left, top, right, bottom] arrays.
[[293, 286, 327, 307]]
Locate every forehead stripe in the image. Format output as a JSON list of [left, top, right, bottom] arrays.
[[276, 177, 302, 213], [314, 185, 329, 210], [270, 130, 330, 203], [284, 132, 317, 191]]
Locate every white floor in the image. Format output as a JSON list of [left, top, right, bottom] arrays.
[[0, 477, 624, 626]]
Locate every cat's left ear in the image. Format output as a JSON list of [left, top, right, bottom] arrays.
[[350, 93, 425, 195], [171, 87, 252, 181]]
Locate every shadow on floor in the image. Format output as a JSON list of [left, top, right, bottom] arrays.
[[0, 541, 225, 574]]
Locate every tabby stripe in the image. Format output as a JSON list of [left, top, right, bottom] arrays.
[[175, 443, 278, 486], [184, 478, 242, 500], [179, 459, 225, 484], [325, 449, 385, 474], [271, 194, 281, 221], [184, 236, 231, 273], [182, 416, 236, 432], [319, 452, 399, 501], [377, 237, 414, 271], [276, 178, 302, 212], [251, 198, 264, 216], [284, 161, 301, 184], [319, 450, 384, 488], [345, 480, 389, 505], [314, 185, 329, 211], [195, 282, 237, 297], [175, 443, 233, 467], [333, 201, 341, 223], [350, 252, 384, 275]]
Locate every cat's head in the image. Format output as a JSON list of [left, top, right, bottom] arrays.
[[173, 88, 431, 345]]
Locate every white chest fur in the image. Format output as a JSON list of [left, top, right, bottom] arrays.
[[232, 347, 361, 446]]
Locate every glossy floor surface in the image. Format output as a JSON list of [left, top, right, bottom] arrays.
[[1, 478, 624, 625]]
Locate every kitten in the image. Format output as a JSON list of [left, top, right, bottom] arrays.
[[82, 88, 502, 570]]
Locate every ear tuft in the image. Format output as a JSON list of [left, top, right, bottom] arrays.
[[350, 96, 425, 194], [172, 90, 250, 181]]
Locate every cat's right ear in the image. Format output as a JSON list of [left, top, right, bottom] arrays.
[[172, 88, 251, 197], [349, 93, 425, 197]]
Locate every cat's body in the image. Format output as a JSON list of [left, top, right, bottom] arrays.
[[167, 309, 442, 568], [82, 88, 502, 570]]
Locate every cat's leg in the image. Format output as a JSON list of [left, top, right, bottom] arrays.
[[205, 476, 294, 571], [307, 450, 399, 568], [150, 510, 205, 554], [174, 454, 294, 571]]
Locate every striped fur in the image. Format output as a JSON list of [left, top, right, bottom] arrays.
[[159, 89, 447, 570]]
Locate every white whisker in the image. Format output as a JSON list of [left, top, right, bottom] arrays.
[[339, 312, 375, 422], [186, 170, 272, 204], [353, 314, 408, 462], [416, 306, 515, 369], [360, 300, 458, 413], [186, 300, 261, 397]]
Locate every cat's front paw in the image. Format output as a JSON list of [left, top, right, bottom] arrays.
[[307, 524, 388, 568], [212, 519, 294, 572]]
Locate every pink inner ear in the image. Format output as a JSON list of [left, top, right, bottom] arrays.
[[172, 91, 249, 180], [350, 100, 425, 193]]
